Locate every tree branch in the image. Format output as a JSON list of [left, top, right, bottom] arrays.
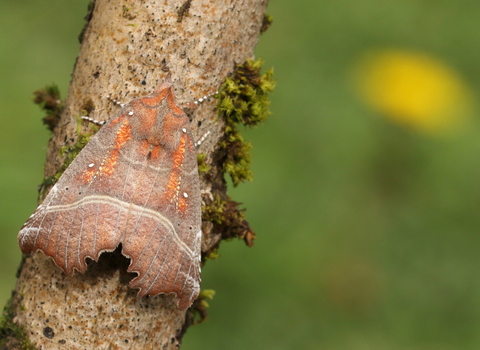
[[6, 0, 269, 348]]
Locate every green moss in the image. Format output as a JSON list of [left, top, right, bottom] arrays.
[[219, 126, 253, 186], [0, 296, 35, 350], [202, 194, 256, 247], [217, 59, 274, 127], [196, 153, 211, 174], [202, 195, 227, 225], [204, 247, 220, 260], [198, 289, 215, 308], [39, 114, 100, 198], [56, 115, 99, 179], [178, 289, 216, 339], [260, 14, 273, 34], [33, 84, 64, 132], [199, 59, 272, 259], [216, 59, 275, 186], [189, 289, 216, 325], [54, 116, 99, 182]]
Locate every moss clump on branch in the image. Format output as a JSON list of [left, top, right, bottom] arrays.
[[260, 14, 273, 34], [177, 289, 215, 341], [56, 114, 99, 178], [199, 59, 273, 254], [33, 85, 64, 132], [217, 59, 274, 127], [202, 194, 256, 248], [0, 295, 35, 350], [196, 153, 211, 174], [39, 115, 100, 200], [216, 59, 275, 186]]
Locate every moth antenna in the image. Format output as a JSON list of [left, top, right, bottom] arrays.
[[187, 90, 216, 147], [80, 92, 127, 126], [194, 131, 210, 147], [183, 90, 219, 111], [105, 94, 126, 108], [81, 116, 106, 126], [193, 90, 218, 106]]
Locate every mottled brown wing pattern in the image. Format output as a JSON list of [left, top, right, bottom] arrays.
[[18, 80, 202, 310]]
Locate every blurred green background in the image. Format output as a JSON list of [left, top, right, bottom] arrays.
[[2, 1, 480, 349]]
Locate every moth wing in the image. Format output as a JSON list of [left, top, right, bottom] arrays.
[[120, 130, 202, 310], [18, 113, 132, 275]]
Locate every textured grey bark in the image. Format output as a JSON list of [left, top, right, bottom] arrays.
[[8, 0, 269, 348]]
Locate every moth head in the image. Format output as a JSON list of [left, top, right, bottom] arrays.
[[129, 84, 189, 149]]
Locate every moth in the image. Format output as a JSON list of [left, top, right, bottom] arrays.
[[18, 78, 202, 310]]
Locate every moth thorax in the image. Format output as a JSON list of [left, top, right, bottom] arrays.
[[160, 112, 189, 149]]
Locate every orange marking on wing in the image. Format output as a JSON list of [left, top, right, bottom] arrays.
[[82, 166, 96, 183], [115, 120, 132, 148], [178, 196, 188, 214], [172, 135, 187, 168], [110, 114, 126, 125], [99, 120, 132, 177], [163, 134, 187, 204]]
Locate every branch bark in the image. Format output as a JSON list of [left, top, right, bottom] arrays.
[[7, 0, 269, 348]]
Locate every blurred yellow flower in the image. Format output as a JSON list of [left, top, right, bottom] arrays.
[[353, 49, 472, 134]]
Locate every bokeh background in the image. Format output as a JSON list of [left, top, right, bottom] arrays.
[[2, 1, 480, 349]]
